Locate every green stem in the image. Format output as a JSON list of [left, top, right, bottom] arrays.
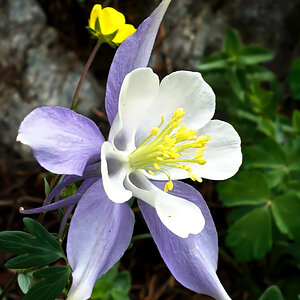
[[71, 40, 102, 110], [131, 233, 152, 241]]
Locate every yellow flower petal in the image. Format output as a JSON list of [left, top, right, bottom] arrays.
[[89, 4, 102, 30], [99, 7, 125, 35], [112, 24, 136, 44]]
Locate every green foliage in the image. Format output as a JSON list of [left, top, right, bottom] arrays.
[[287, 58, 300, 100], [199, 27, 300, 298], [258, 286, 285, 300], [0, 218, 65, 269], [43, 177, 50, 197], [218, 171, 270, 206], [271, 194, 300, 241], [292, 110, 300, 133], [61, 183, 78, 199], [90, 264, 131, 300], [226, 207, 272, 261], [23, 266, 71, 300]]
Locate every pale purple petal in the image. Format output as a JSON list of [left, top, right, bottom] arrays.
[[66, 179, 134, 300], [105, 0, 171, 124], [17, 106, 104, 176], [139, 181, 231, 300]]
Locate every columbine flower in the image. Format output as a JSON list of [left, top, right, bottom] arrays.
[[101, 67, 241, 238], [16, 1, 241, 300], [87, 4, 136, 47]]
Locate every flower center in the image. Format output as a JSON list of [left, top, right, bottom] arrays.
[[128, 108, 210, 192]]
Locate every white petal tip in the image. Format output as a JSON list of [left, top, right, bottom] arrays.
[[157, 198, 205, 238]]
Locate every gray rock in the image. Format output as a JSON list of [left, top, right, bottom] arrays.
[[151, 0, 300, 73], [0, 0, 104, 158]]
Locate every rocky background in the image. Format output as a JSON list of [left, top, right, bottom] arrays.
[[1, 0, 299, 159]]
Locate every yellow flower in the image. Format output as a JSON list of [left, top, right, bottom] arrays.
[[88, 4, 136, 47]]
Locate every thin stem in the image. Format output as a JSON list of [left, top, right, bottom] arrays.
[[71, 40, 102, 110], [0, 272, 18, 300]]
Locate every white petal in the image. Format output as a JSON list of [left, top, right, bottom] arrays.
[[124, 171, 205, 238], [193, 120, 242, 180], [101, 142, 132, 203], [135, 71, 216, 145], [110, 68, 160, 152]]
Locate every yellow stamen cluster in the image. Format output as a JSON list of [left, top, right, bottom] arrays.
[[128, 108, 210, 192]]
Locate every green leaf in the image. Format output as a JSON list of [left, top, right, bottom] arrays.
[[257, 117, 276, 138], [228, 206, 257, 223], [43, 178, 50, 197], [91, 264, 131, 300], [91, 264, 119, 299], [113, 272, 131, 295], [224, 28, 242, 57], [292, 110, 300, 133], [226, 207, 272, 261], [287, 58, 300, 100], [18, 273, 35, 294], [239, 46, 274, 64], [265, 169, 286, 188], [287, 181, 300, 197], [258, 285, 284, 300], [61, 183, 77, 199], [283, 139, 300, 171], [248, 79, 274, 114], [24, 266, 71, 300], [245, 65, 275, 81], [0, 218, 65, 269], [226, 69, 245, 101], [217, 171, 270, 206], [271, 194, 300, 241], [244, 139, 286, 169], [106, 291, 130, 300], [198, 51, 228, 71]]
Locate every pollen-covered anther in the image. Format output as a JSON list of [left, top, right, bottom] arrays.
[[154, 163, 161, 170], [151, 127, 160, 136], [164, 180, 174, 192], [189, 172, 203, 183], [176, 125, 197, 141], [128, 108, 210, 187], [164, 135, 176, 146]]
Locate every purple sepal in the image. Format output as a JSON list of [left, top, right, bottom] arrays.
[[21, 178, 97, 214], [17, 106, 104, 176], [105, 0, 171, 124], [138, 180, 231, 300], [67, 179, 134, 300]]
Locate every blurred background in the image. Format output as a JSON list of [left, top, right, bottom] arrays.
[[0, 0, 300, 299]]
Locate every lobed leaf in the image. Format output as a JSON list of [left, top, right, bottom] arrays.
[[271, 194, 300, 241], [244, 139, 286, 169], [226, 207, 272, 261], [218, 171, 270, 207], [23, 266, 71, 300], [0, 218, 65, 269]]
